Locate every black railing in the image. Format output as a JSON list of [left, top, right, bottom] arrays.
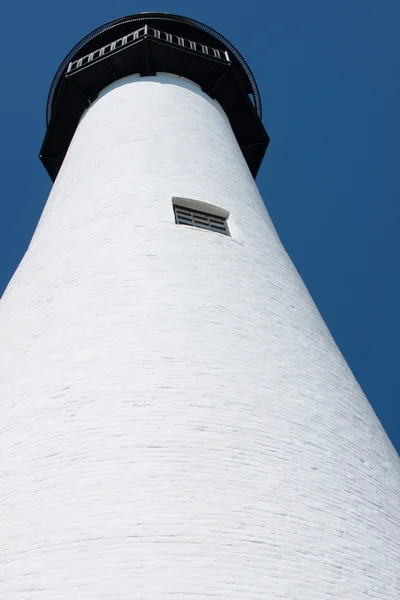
[[67, 24, 230, 74], [46, 14, 263, 126]]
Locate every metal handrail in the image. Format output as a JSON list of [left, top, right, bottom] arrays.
[[46, 14, 262, 126], [67, 24, 230, 74]]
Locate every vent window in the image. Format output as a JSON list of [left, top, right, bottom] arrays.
[[174, 205, 230, 236]]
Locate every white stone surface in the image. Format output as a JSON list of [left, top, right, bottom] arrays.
[[0, 73, 399, 599]]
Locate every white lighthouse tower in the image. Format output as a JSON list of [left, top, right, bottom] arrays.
[[1, 12, 399, 599]]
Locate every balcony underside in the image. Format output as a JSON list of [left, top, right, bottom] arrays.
[[40, 32, 269, 181]]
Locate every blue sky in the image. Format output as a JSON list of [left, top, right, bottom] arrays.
[[0, 0, 399, 453]]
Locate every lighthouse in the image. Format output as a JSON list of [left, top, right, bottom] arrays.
[[1, 11, 399, 599]]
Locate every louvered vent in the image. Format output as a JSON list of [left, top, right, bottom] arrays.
[[174, 205, 230, 236]]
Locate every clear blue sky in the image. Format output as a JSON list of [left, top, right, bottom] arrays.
[[0, 0, 399, 453]]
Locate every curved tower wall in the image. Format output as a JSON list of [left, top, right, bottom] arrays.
[[1, 73, 399, 599]]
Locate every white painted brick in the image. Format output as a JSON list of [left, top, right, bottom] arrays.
[[0, 73, 399, 599]]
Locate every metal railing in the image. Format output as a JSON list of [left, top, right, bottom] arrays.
[[47, 14, 262, 126], [67, 24, 230, 74]]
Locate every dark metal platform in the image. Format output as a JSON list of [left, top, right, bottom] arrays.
[[40, 13, 269, 181]]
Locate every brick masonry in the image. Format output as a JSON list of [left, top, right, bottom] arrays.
[[0, 73, 399, 598]]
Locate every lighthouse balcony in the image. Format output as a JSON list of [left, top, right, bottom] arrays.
[[67, 24, 230, 74], [40, 15, 269, 181]]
